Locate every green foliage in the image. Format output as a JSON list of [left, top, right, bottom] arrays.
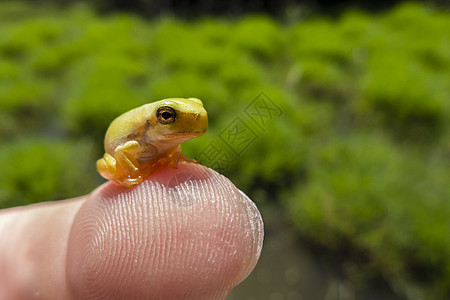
[[231, 16, 284, 61], [286, 134, 450, 295], [0, 1, 449, 298]]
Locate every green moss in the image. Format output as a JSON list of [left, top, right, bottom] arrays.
[[0, 139, 99, 208]]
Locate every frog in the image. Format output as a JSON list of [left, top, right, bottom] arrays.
[[96, 98, 208, 187]]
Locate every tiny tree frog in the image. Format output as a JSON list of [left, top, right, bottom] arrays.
[[96, 98, 208, 187]]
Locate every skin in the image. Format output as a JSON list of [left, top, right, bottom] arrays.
[[97, 98, 208, 187]]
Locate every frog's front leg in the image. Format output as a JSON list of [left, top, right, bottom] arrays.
[[164, 145, 198, 168]]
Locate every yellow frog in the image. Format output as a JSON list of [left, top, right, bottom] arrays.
[[96, 98, 208, 187]]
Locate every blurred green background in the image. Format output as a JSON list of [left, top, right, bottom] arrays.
[[0, 1, 449, 299]]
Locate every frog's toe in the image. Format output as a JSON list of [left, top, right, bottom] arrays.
[[97, 153, 117, 179], [180, 155, 198, 164], [122, 175, 143, 187]]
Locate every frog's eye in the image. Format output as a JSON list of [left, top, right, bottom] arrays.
[[156, 106, 176, 124]]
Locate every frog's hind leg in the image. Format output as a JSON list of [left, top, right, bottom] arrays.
[[113, 141, 145, 185], [114, 141, 141, 174]]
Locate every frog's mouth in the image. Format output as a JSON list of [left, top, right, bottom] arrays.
[[166, 129, 207, 136], [163, 129, 207, 139]]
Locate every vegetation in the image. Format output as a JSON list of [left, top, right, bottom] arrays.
[[0, 1, 449, 298]]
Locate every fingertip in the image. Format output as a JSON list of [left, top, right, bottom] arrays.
[[66, 164, 263, 299]]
